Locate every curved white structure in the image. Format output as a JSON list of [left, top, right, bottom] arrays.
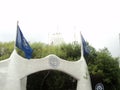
[[0, 50, 92, 90]]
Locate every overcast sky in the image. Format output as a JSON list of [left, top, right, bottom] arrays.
[[0, 0, 120, 57]]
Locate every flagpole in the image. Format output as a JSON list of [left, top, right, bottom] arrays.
[[14, 21, 19, 50], [118, 33, 120, 67], [80, 32, 84, 57]]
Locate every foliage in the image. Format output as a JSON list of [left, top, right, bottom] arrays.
[[0, 42, 120, 90], [88, 48, 120, 90], [0, 42, 14, 60]]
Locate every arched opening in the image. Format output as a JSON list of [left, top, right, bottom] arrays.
[[27, 70, 77, 90]]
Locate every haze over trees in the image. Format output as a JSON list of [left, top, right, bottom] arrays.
[[0, 42, 120, 90]]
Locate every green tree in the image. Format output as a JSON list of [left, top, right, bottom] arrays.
[[89, 48, 120, 90], [0, 42, 14, 60]]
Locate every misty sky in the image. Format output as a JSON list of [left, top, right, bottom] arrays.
[[0, 0, 120, 57]]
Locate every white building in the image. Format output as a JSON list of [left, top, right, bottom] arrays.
[[48, 32, 65, 45]]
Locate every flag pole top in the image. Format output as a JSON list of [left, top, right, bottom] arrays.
[[17, 21, 19, 25]]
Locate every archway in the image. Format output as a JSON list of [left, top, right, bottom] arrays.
[[4, 50, 92, 90], [27, 70, 77, 90]]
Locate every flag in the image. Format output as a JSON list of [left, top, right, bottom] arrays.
[[80, 33, 90, 56], [16, 25, 33, 59]]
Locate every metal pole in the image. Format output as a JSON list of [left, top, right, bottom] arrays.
[[118, 33, 120, 67], [119, 33, 120, 56]]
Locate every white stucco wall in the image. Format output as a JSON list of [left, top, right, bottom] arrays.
[[0, 59, 10, 90], [0, 50, 92, 90]]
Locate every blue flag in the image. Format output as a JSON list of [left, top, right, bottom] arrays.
[[81, 33, 90, 56], [16, 25, 33, 59]]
